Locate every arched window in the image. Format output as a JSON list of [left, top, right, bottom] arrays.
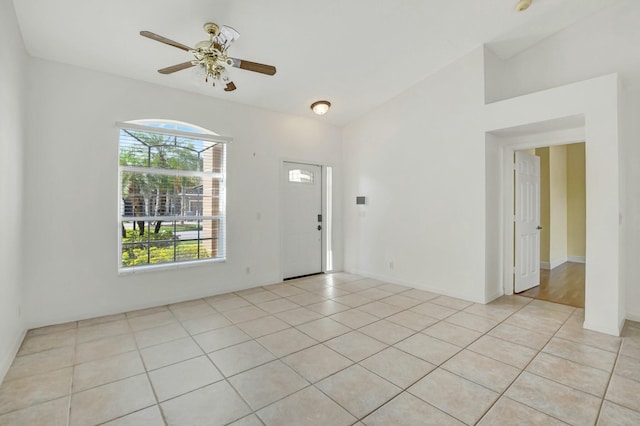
[[117, 120, 230, 271]]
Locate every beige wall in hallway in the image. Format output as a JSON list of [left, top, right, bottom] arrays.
[[567, 143, 586, 258]]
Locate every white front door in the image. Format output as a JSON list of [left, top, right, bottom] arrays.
[[514, 151, 541, 293], [282, 162, 322, 279]]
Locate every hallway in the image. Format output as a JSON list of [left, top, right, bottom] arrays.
[[519, 262, 585, 308]]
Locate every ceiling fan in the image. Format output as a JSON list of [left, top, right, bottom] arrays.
[[140, 22, 277, 92]]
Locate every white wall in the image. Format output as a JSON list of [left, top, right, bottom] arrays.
[[486, 0, 640, 321], [0, 0, 27, 381], [22, 58, 343, 327], [342, 48, 487, 303]]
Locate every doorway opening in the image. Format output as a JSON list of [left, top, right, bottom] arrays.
[[513, 143, 586, 308]]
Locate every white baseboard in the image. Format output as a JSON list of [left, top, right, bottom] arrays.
[[540, 258, 568, 270], [626, 312, 640, 323], [568, 256, 586, 263], [0, 328, 26, 384], [583, 319, 624, 337]]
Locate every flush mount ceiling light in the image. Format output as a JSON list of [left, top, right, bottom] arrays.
[[311, 101, 331, 115], [515, 0, 532, 12]]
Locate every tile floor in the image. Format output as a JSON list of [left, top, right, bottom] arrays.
[[1, 273, 639, 425]]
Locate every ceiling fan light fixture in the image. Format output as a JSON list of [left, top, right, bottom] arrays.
[[311, 100, 331, 115], [515, 0, 532, 12]]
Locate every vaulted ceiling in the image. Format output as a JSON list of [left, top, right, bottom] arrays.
[[13, 0, 619, 126]]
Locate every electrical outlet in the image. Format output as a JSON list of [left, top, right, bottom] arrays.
[[245, 266, 251, 274]]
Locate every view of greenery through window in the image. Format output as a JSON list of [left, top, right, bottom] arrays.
[[119, 122, 225, 268]]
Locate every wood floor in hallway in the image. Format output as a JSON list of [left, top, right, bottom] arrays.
[[519, 262, 585, 308]]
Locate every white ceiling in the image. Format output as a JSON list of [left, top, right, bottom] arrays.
[[13, 0, 619, 126]]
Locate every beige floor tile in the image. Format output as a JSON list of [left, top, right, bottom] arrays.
[[140, 336, 203, 371], [442, 350, 520, 392], [236, 315, 290, 338], [102, 405, 164, 425], [296, 317, 351, 341], [306, 300, 351, 315], [160, 381, 251, 426], [256, 328, 317, 358], [395, 333, 460, 365], [376, 283, 412, 293], [409, 368, 498, 424], [4, 346, 75, 382], [504, 312, 564, 336], [286, 292, 327, 306], [208, 340, 275, 376], [148, 356, 222, 401], [386, 310, 438, 331], [381, 294, 422, 309], [555, 323, 622, 353], [360, 347, 435, 389], [180, 313, 231, 335], [257, 386, 356, 426], [423, 321, 482, 347], [26, 322, 77, 338], [430, 295, 473, 311], [127, 311, 177, 332], [410, 302, 457, 320], [76, 333, 137, 364], [597, 400, 640, 426], [282, 344, 353, 383], [256, 298, 300, 314], [527, 352, 610, 397], [275, 307, 324, 326], [358, 301, 405, 319], [205, 295, 251, 312], [18, 329, 77, 356], [606, 374, 640, 411], [73, 351, 145, 392], [76, 319, 131, 344], [338, 281, 378, 293], [467, 335, 537, 369], [236, 287, 269, 296], [445, 311, 499, 333], [0, 396, 69, 426], [125, 305, 169, 319], [332, 293, 375, 308], [357, 288, 394, 300], [519, 304, 573, 322], [543, 337, 618, 372], [529, 299, 576, 313], [169, 301, 217, 322], [359, 320, 414, 345], [363, 392, 463, 426], [325, 331, 387, 362], [78, 313, 126, 328], [463, 303, 516, 322], [488, 323, 551, 350], [330, 309, 379, 329], [223, 306, 269, 323], [192, 325, 251, 353], [477, 397, 566, 426], [313, 286, 351, 299], [268, 285, 307, 298], [402, 289, 440, 301], [620, 337, 640, 361], [0, 367, 71, 415], [241, 290, 281, 304], [229, 360, 308, 410], [316, 364, 401, 418], [229, 414, 263, 426], [614, 355, 640, 382], [69, 374, 155, 426], [505, 372, 601, 425], [134, 323, 188, 348]]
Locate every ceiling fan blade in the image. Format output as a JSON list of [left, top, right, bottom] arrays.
[[140, 31, 193, 52], [229, 58, 277, 76], [224, 81, 237, 92], [158, 62, 195, 74]]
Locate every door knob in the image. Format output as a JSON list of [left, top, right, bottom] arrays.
[[317, 225, 322, 231], [537, 226, 543, 230]]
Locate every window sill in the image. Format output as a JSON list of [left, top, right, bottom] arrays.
[[118, 258, 226, 276]]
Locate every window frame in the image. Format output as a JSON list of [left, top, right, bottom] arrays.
[[116, 120, 231, 273]]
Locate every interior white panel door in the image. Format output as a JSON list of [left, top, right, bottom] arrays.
[[282, 162, 322, 279], [514, 151, 541, 293]]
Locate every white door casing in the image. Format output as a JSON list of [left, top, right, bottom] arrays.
[[282, 162, 322, 279], [514, 151, 541, 293]]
